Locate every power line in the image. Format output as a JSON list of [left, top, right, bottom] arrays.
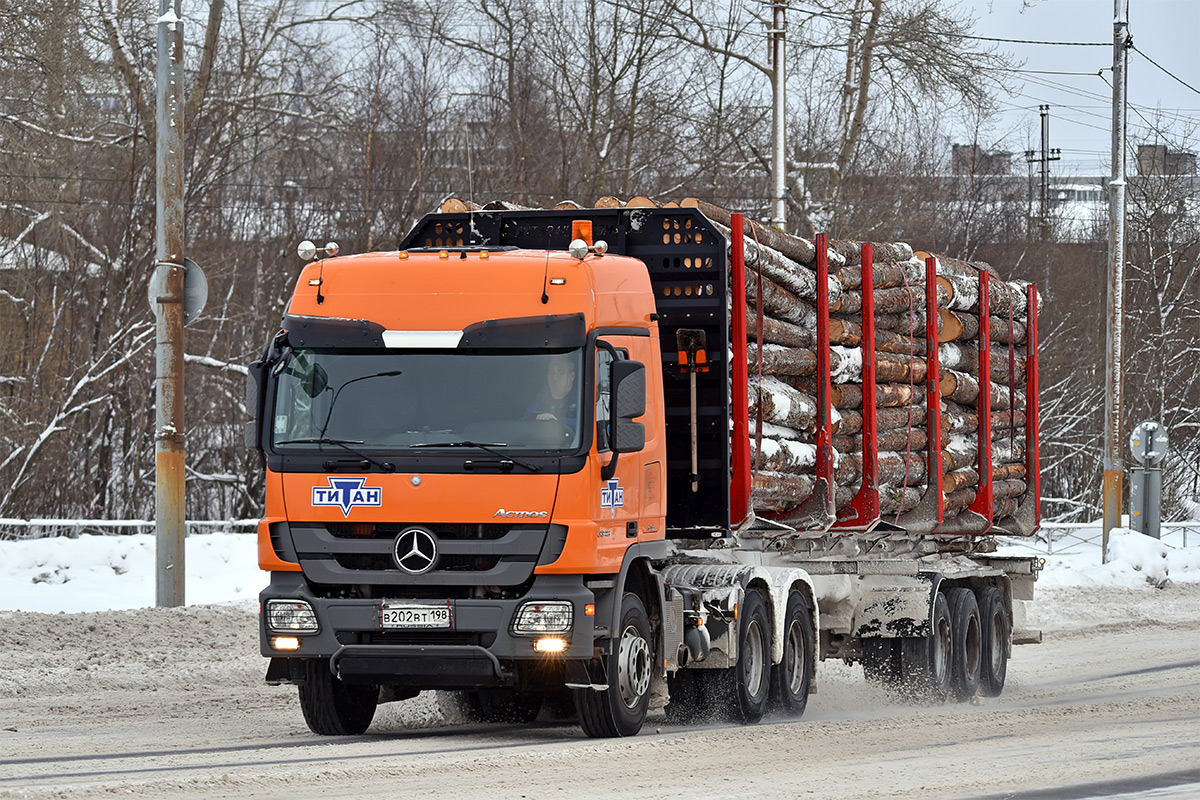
[[791, 3, 1110, 47], [1098, 73, 1191, 147], [1132, 46, 1200, 97]]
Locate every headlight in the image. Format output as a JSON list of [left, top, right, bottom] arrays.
[[513, 601, 573, 634], [266, 599, 318, 633]]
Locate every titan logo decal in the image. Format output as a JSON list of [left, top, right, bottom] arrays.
[[312, 477, 382, 517], [600, 478, 625, 517]]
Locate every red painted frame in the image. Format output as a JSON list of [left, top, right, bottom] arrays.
[[729, 214, 751, 527], [968, 271, 994, 528], [1026, 285, 1041, 528], [835, 242, 880, 527]]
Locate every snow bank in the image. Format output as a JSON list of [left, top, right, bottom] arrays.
[[0, 532, 262, 613], [1032, 527, 1200, 589], [2, 525, 1198, 614]]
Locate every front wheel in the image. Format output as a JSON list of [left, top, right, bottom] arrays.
[[575, 593, 652, 738], [297, 659, 379, 735], [771, 590, 814, 717]]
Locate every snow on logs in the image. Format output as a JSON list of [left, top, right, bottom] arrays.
[[433, 195, 1036, 531], [714, 206, 1035, 529]]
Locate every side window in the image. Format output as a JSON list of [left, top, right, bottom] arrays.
[[595, 345, 628, 452]]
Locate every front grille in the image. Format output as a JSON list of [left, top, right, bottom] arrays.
[[289, 522, 548, 588], [333, 553, 504, 572], [326, 522, 511, 540]]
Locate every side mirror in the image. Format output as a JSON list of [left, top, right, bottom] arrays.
[[610, 360, 646, 453], [244, 361, 266, 451]]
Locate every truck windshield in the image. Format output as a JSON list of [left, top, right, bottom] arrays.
[[271, 348, 584, 452]]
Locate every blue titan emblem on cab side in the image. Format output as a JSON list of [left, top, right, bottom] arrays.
[[600, 478, 625, 517], [312, 477, 382, 517]]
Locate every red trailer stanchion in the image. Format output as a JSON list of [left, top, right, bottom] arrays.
[[968, 270, 994, 530], [836, 242, 880, 529], [729, 213, 751, 528]]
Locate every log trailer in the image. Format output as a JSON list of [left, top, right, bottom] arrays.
[[247, 205, 1042, 737]]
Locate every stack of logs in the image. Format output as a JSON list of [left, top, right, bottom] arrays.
[[435, 195, 1036, 531], [691, 200, 1034, 530]]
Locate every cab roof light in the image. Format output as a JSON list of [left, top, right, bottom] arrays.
[[571, 219, 593, 245]]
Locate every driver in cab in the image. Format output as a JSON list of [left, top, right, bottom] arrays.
[[524, 355, 578, 434]]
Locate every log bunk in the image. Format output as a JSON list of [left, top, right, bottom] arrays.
[[435, 195, 1041, 538]]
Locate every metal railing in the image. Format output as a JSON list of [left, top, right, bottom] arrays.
[[1000, 521, 1195, 555], [0, 518, 259, 541]]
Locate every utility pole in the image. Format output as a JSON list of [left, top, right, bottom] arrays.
[[1102, 0, 1130, 563], [153, 0, 187, 605], [1024, 105, 1061, 240], [769, 0, 787, 229]]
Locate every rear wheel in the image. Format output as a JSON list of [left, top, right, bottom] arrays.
[[298, 659, 379, 735], [946, 587, 981, 702], [771, 591, 813, 716], [729, 588, 771, 723], [978, 586, 1010, 697], [575, 593, 652, 738], [900, 591, 951, 704]]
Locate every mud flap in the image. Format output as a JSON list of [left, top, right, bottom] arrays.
[[852, 573, 939, 639]]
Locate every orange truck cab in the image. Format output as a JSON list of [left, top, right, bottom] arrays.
[[249, 209, 734, 737]]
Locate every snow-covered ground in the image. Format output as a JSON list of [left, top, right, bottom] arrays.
[[1, 525, 1198, 614]]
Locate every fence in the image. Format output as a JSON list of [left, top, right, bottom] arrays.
[[3, 518, 1199, 551], [0, 518, 259, 541], [999, 521, 1196, 555]]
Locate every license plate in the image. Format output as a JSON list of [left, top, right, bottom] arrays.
[[380, 602, 452, 630]]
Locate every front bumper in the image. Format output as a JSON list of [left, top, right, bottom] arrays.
[[259, 572, 596, 687]]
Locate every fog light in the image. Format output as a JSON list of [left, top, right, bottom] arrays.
[[266, 599, 318, 633], [513, 601, 573, 634], [272, 636, 301, 651], [534, 637, 567, 653]]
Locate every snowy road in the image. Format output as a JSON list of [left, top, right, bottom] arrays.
[[1, 583, 1199, 799]]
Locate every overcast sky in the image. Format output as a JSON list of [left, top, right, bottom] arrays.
[[961, 0, 1199, 176]]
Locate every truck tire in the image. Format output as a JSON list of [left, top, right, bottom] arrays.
[[861, 637, 901, 688], [900, 591, 951, 704], [729, 588, 771, 724], [297, 659, 378, 735], [575, 593, 652, 737], [771, 590, 813, 716], [946, 587, 982, 702], [977, 586, 1009, 697]]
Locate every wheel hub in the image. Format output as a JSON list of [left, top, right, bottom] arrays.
[[784, 620, 806, 695], [618, 623, 651, 709], [743, 619, 765, 696]]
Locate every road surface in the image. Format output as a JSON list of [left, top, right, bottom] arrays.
[[1, 583, 1198, 799]]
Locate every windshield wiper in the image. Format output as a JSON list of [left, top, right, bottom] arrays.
[[410, 440, 541, 473], [275, 437, 395, 472]]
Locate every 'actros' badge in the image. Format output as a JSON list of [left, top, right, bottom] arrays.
[[312, 477, 382, 517]]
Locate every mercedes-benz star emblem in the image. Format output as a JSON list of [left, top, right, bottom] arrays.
[[393, 527, 439, 575]]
